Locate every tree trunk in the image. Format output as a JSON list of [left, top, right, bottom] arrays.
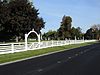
[[16, 36, 19, 42]]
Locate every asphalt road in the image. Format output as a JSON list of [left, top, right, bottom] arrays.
[[0, 43, 100, 75]]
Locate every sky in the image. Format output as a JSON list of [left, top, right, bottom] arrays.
[[33, 0, 100, 33]]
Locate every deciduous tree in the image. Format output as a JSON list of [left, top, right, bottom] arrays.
[[0, 0, 45, 42]]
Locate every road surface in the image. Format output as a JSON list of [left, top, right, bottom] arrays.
[[0, 43, 100, 75]]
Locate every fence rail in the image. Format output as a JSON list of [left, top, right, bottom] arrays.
[[0, 40, 97, 55]]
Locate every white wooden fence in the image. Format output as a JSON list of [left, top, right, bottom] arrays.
[[0, 40, 97, 55]]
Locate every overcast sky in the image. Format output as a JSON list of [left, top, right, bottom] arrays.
[[33, 0, 100, 33]]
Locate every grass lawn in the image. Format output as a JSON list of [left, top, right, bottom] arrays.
[[0, 42, 96, 64]]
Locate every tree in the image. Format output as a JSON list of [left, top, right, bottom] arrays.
[[58, 15, 72, 39], [71, 27, 83, 39], [85, 24, 100, 40], [42, 30, 57, 40], [91, 24, 100, 31], [0, 0, 45, 42], [61, 15, 72, 31], [91, 24, 100, 40], [34, 17, 45, 34], [0, 0, 11, 41], [84, 28, 94, 39]]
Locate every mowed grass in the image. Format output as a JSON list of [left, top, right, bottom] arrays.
[[0, 42, 96, 64]]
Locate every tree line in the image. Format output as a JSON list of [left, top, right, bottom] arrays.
[[42, 15, 83, 40], [42, 15, 100, 40]]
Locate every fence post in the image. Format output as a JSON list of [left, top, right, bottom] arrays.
[[38, 34, 41, 48], [52, 40, 54, 47], [69, 38, 70, 45], [57, 41, 59, 46], [11, 43, 14, 53], [74, 36, 76, 44], [46, 41, 48, 47], [25, 34, 28, 51], [83, 36, 85, 43]]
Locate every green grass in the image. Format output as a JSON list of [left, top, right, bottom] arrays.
[[0, 42, 96, 64]]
